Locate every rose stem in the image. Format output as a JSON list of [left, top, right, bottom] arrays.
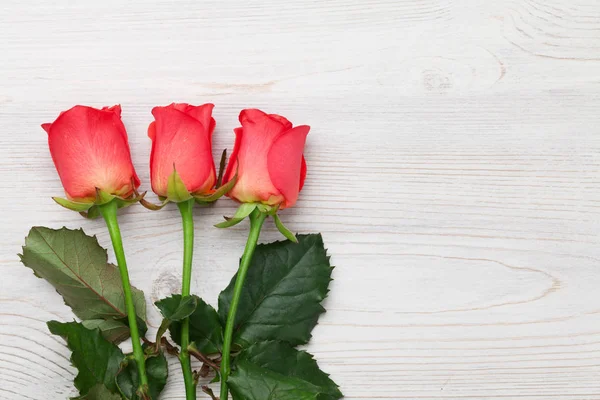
[[219, 209, 267, 400], [177, 198, 197, 400], [99, 200, 149, 395]]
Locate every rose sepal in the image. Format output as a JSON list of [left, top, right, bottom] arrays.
[[193, 172, 237, 204], [142, 163, 237, 211], [194, 149, 237, 204], [166, 168, 193, 203], [52, 197, 94, 212], [215, 203, 259, 228], [53, 188, 145, 219], [138, 168, 190, 210], [215, 202, 298, 242], [272, 212, 298, 243]]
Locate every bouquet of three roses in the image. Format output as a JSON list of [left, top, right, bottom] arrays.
[[20, 104, 342, 400]]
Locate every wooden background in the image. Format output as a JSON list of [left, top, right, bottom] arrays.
[[1, 0, 599, 399]]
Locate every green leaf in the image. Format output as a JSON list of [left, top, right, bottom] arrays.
[[83, 319, 130, 344], [20, 227, 147, 341], [72, 384, 122, 400], [116, 351, 168, 400], [155, 295, 199, 345], [273, 213, 298, 243], [218, 234, 332, 347], [229, 342, 341, 400], [230, 341, 342, 400], [119, 315, 149, 339], [82, 315, 148, 345], [231, 366, 318, 400], [170, 296, 223, 354], [156, 295, 198, 321], [47, 321, 124, 396]]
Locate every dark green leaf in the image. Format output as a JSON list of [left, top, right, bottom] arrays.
[[231, 341, 342, 400], [20, 227, 147, 342], [155, 295, 198, 321], [155, 295, 199, 346], [218, 234, 333, 347], [230, 366, 318, 400], [119, 315, 148, 339], [72, 384, 121, 400], [229, 341, 341, 400], [83, 319, 130, 344], [81, 316, 147, 345], [47, 321, 124, 396], [170, 296, 223, 354], [116, 351, 168, 400]]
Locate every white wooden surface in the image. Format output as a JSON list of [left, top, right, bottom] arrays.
[[1, 0, 600, 399]]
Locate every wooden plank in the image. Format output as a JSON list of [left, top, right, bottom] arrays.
[[0, 0, 599, 398]]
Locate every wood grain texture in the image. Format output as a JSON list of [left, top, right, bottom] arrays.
[[1, 0, 599, 398]]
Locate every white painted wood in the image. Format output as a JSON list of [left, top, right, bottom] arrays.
[[1, 0, 599, 398]]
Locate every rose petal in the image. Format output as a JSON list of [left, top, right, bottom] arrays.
[[299, 155, 307, 191], [239, 108, 267, 124], [150, 105, 215, 196], [225, 111, 288, 204], [223, 127, 243, 185], [48, 105, 139, 200], [102, 104, 122, 117], [267, 125, 310, 208], [268, 113, 292, 130]]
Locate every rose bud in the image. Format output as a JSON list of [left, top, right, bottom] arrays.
[[42, 105, 141, 215], [217, 109, 309, 240], [223, 109, 309, 209], [147, 103, 219, 204]]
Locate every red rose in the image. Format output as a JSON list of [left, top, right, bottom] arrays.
[[148, 103, 216, 198], [42, 105, 140, 202], [222, 109, 309, 209]]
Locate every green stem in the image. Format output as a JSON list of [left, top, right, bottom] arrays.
[[220, 209, 267, 400], [99, 201, 149, 395], [177, 199, 196, 400]]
